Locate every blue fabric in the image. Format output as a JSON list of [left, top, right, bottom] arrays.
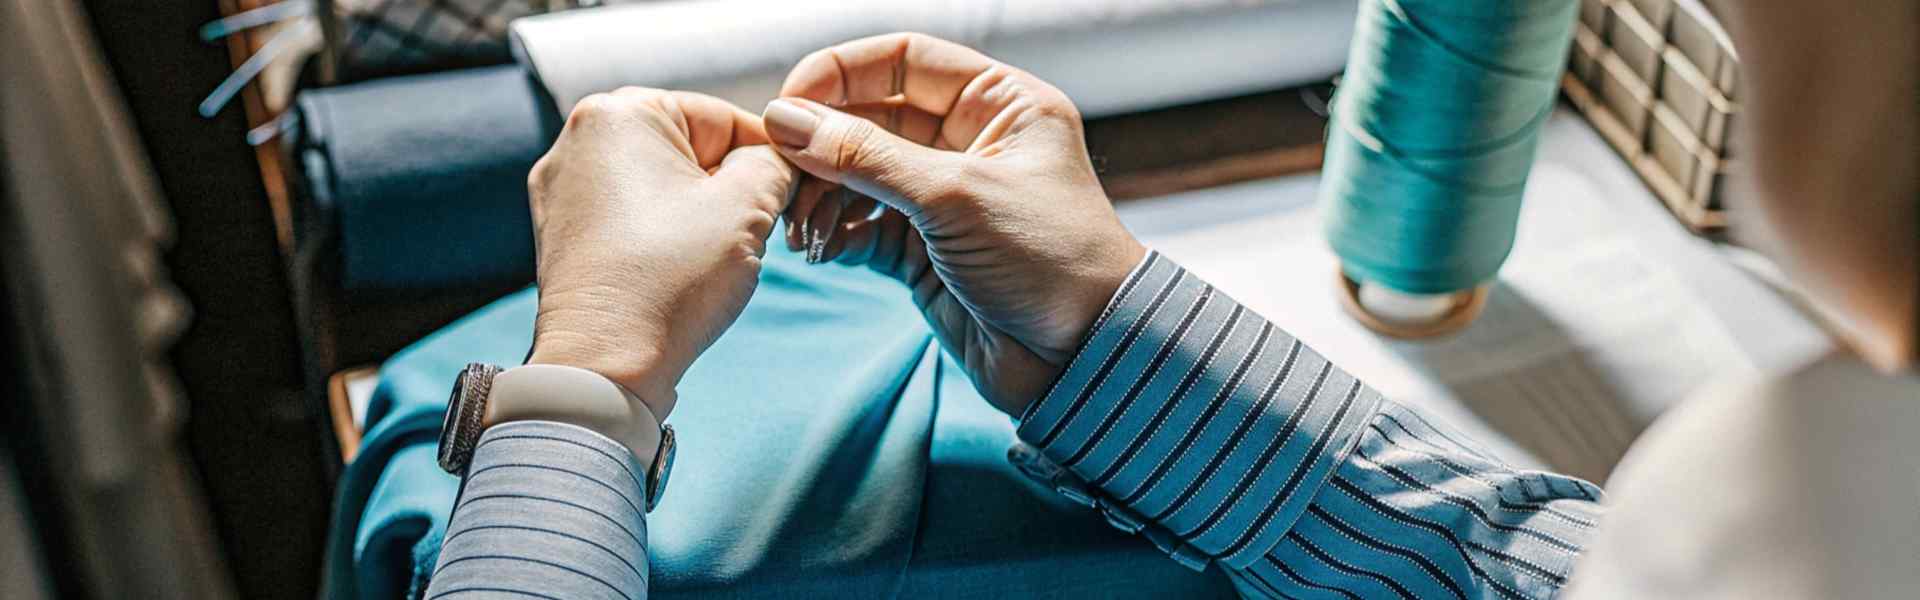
[[324, 245, 1235, 598], [388, 249, 1609, 600]]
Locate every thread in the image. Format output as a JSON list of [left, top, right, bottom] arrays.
[[1321, 0, 1579, 299]]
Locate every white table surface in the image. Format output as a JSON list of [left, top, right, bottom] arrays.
[[1117, 107, 1831, 482]]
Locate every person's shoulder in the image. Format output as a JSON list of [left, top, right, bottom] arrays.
[[1654, 352, 1919, 450], [1563, 353, 1920, 599]]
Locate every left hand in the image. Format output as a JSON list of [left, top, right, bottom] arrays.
[[761, 34, 1146, 416], [525, 87, 796, 421]]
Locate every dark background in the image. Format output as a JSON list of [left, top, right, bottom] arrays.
[[80, 2, 326, 598]]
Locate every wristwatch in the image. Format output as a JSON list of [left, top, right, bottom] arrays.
[[437, 362, 676, 511]]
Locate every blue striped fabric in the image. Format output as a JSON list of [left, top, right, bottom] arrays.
[[424, 421, 650, 600], [1015, 252, 1605, 599]]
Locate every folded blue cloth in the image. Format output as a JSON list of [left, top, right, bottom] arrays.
[[292, 66, 558, 292], [323, 245, 1234, 598]]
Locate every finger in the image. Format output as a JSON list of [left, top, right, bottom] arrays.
[[762, 97, 961, 216], [826, 216, 876, 267], [803, 187, 849, 264], [861, 207, 920, 284], [782, 33, 1018, 153], [616, 88, 769, 170], [826, 201, 894, 266], [782, 32, 994, 115], [837, 101, 949, 150], [712, 145, 797, 218], [569, 90, 700, 170], [785, 175, 838, 252], [816, 192, 881, 264], [842, 191, 884, 222], [782, 101, 934, 261]]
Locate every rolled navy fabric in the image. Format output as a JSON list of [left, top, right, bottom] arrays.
[[290, 65, 560, 292]]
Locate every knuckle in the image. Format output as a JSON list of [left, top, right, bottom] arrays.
[[567, 94, 618, 126], [897, 31, 962, 53], [526, 158, 549, 193], [611, 85, 658, 98], [832, 118, 886, 173], [527, 150, 563, 192], [741, 206, 778, 239], [1027, 86, 1082, 123], [897, 31, 937, 47], [525, 158, 551, 221], [1037, 96, 1082, 123]]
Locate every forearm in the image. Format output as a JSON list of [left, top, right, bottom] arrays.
[[1013, 252, 1603, 599], [424, 420, 651, 600]]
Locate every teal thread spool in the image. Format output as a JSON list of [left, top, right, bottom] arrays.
[[1321, 0, 1578, 337]]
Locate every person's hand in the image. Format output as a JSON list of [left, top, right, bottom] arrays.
[[526, 87, 795, 421], [761, 33, 1146, 416]]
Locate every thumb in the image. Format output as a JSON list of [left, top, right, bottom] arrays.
[[710, 144, 799, 217], [762, 98, 957, 215]]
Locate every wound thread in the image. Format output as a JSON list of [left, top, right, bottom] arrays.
[[1321, 0, 1579, 296]]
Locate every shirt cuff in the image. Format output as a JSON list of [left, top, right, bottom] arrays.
[[1014, 251, 1381, 569], [425, 420, 651, 598]]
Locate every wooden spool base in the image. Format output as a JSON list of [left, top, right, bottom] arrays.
[[1336, 271, 1490, 339]]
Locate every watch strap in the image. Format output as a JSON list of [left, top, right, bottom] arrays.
[[438, 362, 676, 510], [487, 365, 663, 467]]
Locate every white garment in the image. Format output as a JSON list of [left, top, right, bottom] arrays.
[[1567, 354, 1920, 599], [509, 0, 1358, 117]]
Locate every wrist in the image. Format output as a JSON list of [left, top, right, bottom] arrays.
[[1001, 234, 1148, 418], [526, 332, 681, 421], [1094, 237, 1151, 313], [1065, 234, 1150, 351], [481, 364, 666, 466]]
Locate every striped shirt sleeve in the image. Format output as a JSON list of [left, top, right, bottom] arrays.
[[423, 420, 650, 600], [1013, 251, 1605, 600]]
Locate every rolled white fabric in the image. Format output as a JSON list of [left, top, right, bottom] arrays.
[[511, 0, 1355, 118]]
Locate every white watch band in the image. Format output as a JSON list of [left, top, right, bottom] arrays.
[[485, 364, 664, 466]]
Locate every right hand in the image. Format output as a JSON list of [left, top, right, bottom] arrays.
[[760, 33, 1147, 417]]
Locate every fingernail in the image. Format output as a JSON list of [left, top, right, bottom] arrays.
[[806, 232, 826, 264], [803, 214, 822, 264], [805, 189, 846, 264], [763, 99, 818, 148]]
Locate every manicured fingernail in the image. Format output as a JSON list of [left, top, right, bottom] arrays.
[[803, 213, 821, 263], [805, 190, 846, 264], [763, 99, 818, 148]]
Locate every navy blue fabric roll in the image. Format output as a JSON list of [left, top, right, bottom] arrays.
[[293, 65, 559, 292]]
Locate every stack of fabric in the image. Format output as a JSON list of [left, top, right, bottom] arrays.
[[301, 1, 1359, 597]]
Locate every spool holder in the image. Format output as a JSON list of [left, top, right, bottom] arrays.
[[1336, 269, 1490, 339]]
